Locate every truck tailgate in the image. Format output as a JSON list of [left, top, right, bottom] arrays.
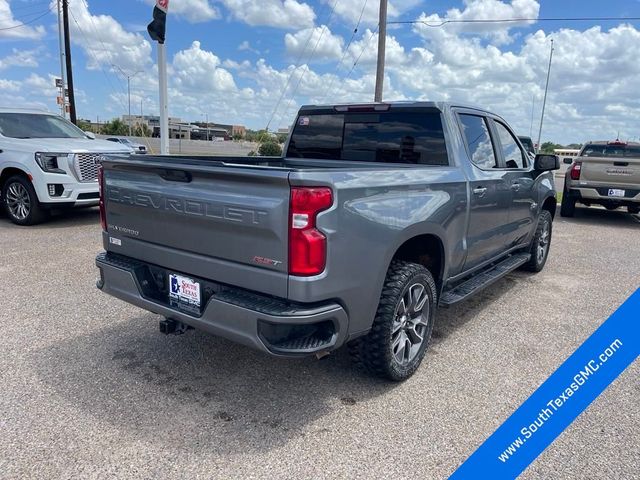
[[580, 156, 640, 186], [102, 159, 291, 296]]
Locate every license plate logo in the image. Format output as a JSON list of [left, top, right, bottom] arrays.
[[169, 274, 201, 306], [608, 188, 625, 197]]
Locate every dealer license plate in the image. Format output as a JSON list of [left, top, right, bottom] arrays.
[[608, 189, 625, 197], [169, 274, 201, 307]]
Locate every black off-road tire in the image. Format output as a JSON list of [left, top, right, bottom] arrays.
[[349, 260, 437, 381], [1, 175, 48, 226], [560, 188, 576, 217], [627, 205, 639, 215], [522, 210, 553, 273]]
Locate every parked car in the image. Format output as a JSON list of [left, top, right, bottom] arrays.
[[95, 102, 559, 381], [0, 108, 131, 225], [105, 137, 148, 154], [560, 140, 640, 216], [518, 135, 536, 155]]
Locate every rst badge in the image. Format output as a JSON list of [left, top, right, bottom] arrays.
[[169, 274, 201, 306]]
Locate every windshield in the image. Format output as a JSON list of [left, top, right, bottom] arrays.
[[0, 112, 87, 139], [581, 143, 640, 158], [286, 109, 449, 165]]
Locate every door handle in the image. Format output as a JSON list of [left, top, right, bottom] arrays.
[[510, 183, 521, 191], [472, 187, 487, 196]]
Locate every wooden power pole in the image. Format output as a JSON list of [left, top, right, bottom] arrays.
[[61, 0, 77, 124], [374, 0, 388, 102]]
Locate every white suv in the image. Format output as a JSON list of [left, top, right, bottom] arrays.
[[0, 109, 131, 225]]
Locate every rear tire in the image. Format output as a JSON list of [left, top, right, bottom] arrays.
[[350, 260, 436, 381], [628, 205, 639, 215], [560, 188, 576, 217], [2, 175, 48, 226], [522, 210, 553, 273]]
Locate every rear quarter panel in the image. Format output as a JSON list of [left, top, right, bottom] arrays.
[[288, 166, 468, 336]]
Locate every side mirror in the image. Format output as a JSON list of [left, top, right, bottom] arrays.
[[84, 131, 96, 139], [563, 157, 573, 165], [534, 154, 560, 171]]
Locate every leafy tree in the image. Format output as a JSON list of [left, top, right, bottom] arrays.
[[247, 150, 257, 156], [232, 133, 243, 141], [133, 124, 151, 137], [276, 133, 288, 144], [76, 119, 92, 132], [101, 118, 128, 136], [540, 141, 563, 153], [258, 142, 283, 156]]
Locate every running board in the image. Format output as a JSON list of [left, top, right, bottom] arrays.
[[439, 253, 531, 306]]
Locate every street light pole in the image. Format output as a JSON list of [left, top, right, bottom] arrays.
[[112, 64, 142, 136], [537, 39, 554, 152]]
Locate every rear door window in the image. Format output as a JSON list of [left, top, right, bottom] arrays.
[[458, 114, 497, 169], [581, 144, 640, 158], [286, 110, 449, 165], [494, 121, 527, 169]]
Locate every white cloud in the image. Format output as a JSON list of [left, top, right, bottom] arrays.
[[142, 0, 220, 23], [0, 48, 41, 70], [0, 78, 21, 91], [327, 0, 423, 26], [285, 25, 344, 61], [62, 0, 152, 73], [417, 0, 540, 45], [172, 41, 237, 92], [221, 0, 316, 29], [0, 0, 46, 40], [238, 40, 260, 55]]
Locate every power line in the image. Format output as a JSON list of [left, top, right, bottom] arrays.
[[264, 0, 335, 132], [0, 8, 52, 31], [388, 16, 640, 27], [321, 0, 369, 101], [274, 0, 340, 128], [79, 0, 127, 92], [67, 6, 129, 113]]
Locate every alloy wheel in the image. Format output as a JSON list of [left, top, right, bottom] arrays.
[[5, 182, 31, 221], [391, 283, 430, 365]]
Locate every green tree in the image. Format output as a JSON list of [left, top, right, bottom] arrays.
[[133, 124, 151, 137], [540, 141, 563, 153], [258, 142, 282, 156], [276, 133, 288, 144], [76, 119, 92, 132], [101, 118, 128, 136]]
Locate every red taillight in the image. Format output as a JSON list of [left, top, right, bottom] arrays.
[[570, 161, 582, 180], [288, 187, 333, 276], [98, 165, 106, 231]]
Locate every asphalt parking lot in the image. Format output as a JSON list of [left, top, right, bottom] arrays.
[[1, 207, 638, 479]]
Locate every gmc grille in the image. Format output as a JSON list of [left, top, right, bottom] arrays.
[[73, 153, 112, 182]]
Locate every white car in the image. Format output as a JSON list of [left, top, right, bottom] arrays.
[[105, 137, 148, 154], [0, 108, 131, 225]]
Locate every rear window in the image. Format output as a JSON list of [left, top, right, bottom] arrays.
[[286, 110, 449, 165], [581, 144, 640, 158]]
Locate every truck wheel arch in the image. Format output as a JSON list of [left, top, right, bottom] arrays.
[[390, 233, 446, 292], [541, 194, 557, 219]]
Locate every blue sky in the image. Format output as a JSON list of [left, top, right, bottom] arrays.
[[1, 0, 640, 142]]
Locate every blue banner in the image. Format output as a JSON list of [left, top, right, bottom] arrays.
[[450, 289, 640, 479]]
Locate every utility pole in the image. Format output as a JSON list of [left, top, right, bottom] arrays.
[[537, 39, 554, 152], [61, 0, 76, 124], [56, 0, 66, 118], [374, 0, 388, 102]]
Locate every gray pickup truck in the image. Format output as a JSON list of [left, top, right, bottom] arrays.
[[96, 102, 559, 381]]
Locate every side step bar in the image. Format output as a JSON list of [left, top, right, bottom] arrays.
[[440, 253, 531, 306]]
